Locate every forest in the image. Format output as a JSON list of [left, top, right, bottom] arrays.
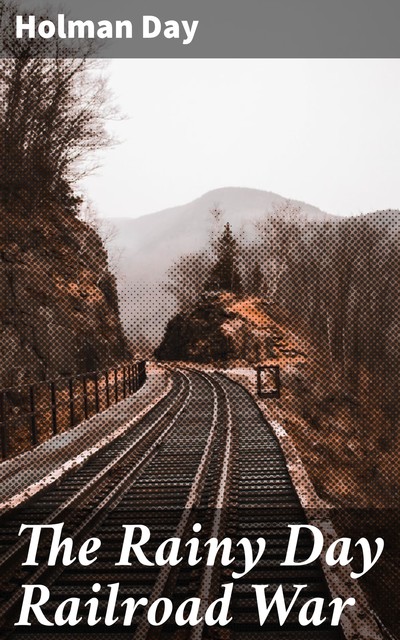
[[165, 201, 400, 491]]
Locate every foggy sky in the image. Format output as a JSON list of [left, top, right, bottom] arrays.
[[82, 59, 400, 219]]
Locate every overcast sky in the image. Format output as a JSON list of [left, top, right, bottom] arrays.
[[82, 59, 400, 219]]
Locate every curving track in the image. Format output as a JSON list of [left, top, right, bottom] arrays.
[[0, 369, 343, 639]]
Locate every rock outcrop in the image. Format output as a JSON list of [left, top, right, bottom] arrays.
[[0, 206, 130, 387], [155, 292, 306, 364]]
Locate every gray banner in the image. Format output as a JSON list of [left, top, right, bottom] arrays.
[[6, 0, 400, 57]]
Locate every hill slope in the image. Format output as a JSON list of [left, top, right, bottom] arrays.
[[107, 187, 333, 281], [0, 206, 130, 387], [155, 292, 307, 364], [105, 187, 334, 345]]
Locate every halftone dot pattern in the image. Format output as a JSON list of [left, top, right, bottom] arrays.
[[1, 198, 398, 637], [0, 49, 398, 640]]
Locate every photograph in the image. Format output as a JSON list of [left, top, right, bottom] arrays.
[[0, 1, 399, 638]]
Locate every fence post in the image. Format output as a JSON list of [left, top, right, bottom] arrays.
[[29, 385, 38, 446], [0, 361, 149, 460], [94, 373, 100, 413], [0, 392, 8, 460], [128, 365, 132, 394], [69, 378, 75, 428], [134, 363, 138, 391], [82, 376, 89, 420], [256, 365, 281, 399], [274, 366, 281, 398], [141, 360, 146, 385], [105, 370, 110, 408], [256, 366, 261, 396], [122, 366, 126, 399], [50, 382, 57, 436], [114, 368, 118, 403]]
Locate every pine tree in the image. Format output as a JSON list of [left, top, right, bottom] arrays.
[[206, 223, 242, 294], [249, 261, 264, 295]]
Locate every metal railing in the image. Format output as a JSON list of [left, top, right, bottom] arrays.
[[0, 360, 146, 461]]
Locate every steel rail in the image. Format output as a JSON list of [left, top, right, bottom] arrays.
[[190, 373, 234, 640], [0, 372, 193, 629], [133, 369, 223, 640], [131, 370, 234, 640]]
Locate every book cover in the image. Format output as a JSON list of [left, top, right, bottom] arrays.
[[0, 1, 398, 638]]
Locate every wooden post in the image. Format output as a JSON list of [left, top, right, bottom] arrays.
[[30, 385, 38, 446], [69, 378, 75, 428], [114, 368, 118, 403], [0, 392, 8, 460], [94, 373, 100, 413], [82, 376, 89, 420], [256, 365, 281, 399], [126, 365, 130, 395], [256, 366, 262, 396], [128, 365, 132, 394], [50, 381, 57, 435], [274, 366, 281, 398], [138, 361, 145, 387], [122, 366, 126, 399], [105, 370, 110, 408]]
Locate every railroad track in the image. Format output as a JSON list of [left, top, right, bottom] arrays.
[[0, 369, 344, 639]]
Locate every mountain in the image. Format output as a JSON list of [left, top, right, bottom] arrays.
[[107, 187, 333, 281], [104, 187, 335, 346]]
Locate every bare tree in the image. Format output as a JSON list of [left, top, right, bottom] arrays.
[[166, 250, 212, 313], [247, 260, 264, 295], [79, 201, 124, 284], [207, 203, 225, 253], [0, 1, 115, 211], [254, 199, 305, 302]]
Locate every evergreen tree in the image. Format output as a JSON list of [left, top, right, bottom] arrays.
[[206, 222, 242, 294], [248, 261, 264, 295]]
